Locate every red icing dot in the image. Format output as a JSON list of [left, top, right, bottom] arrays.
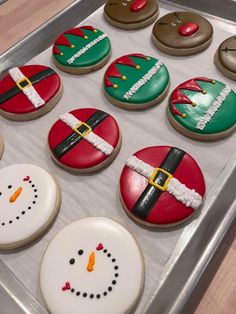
[[23, 176, 30, 181], [96, 243, 104, 251], [62, 282, 71, 291], [130, 0, 148, 12], [178, 22, 199, 37]]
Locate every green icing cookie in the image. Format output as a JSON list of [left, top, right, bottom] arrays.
[[52, 26, 111, 68], [104, 54, 170, 108], [168, 77, 236, 136]]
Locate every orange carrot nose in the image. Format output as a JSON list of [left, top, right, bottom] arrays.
[[9, 187, 22, 203], [87, 252, 95, 272]]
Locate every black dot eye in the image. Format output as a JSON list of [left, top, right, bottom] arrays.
[[78, 250, 84, 256], [8, 185, 12, 189], [0, 192, 2, 196], [69, 258, 75, 265]]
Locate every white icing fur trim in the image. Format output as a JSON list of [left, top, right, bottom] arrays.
[[67, 34, 107, 65], [9, 67, 45, 108], [123, 61, 162, 100], [125, 155, 202, 210], [196, 85, 232, 130], [59, 113, 114, 156]]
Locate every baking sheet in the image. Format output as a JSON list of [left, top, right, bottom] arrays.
[[0, 2, 236, 313]]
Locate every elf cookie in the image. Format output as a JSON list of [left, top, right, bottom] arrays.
[[214, 36, 236, 81], [40, 217, 144, 314], [104, 53, 170, 109], [0, 164, 61, 249], [152, 12, 213, 56], [120, 146, 205, 227], [48, 108, 121, 173], [104, 0, 159, 30], [52, 26, 111, 74], [0, 135, 4, 159], [0, 65, 62, 121], [167, 77, 236, 140]]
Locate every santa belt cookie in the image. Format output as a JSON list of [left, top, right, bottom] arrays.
[[53, 111, 114, 159], [126, 148, 202, 219]]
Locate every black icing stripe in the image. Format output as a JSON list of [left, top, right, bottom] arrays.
[[52, 110, 109, 159], [0, 68, 56, 105], [132, 147, 185, 219]]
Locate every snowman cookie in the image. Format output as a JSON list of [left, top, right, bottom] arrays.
[[48, 108, 121, 173], [0, 65, 62, 121], [40, 217, 144, 314], [120, 146, 205, 227], [0, 164, 61, 249], [0, 135, 4, 159], [52, 26, 111, 74], [167, 77, 236, 140], [152, 12, 213, 56], [104, 53, 170, 109], [104, 0, 159, 30], [214, 36, 236, 81]]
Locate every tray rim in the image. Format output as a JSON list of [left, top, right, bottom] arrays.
[[0, 0, 236, 313]]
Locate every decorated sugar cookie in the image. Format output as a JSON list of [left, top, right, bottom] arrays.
[[40, 217, 144, 314], [52, 26, 111, 74], [0, 65, 62, 121], [104, 53, 170, 109], [167, 77, 236, 140], [0, 135, 4, 159], [104, 0, 159, 30], [120, 146, 205, 227], [0, 164, 61, 249], [214, 36, 236, 81], [48, 108, 121, 173], [152, 12, 213, 56]]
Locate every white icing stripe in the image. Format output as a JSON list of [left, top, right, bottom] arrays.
[[59, 113, 114, 156], [125, 155, 202, 210], [67, 34, 107, 65], [196, 85, 232, 130], [123, 61, 162, 100], [8, 67, 45, 108]]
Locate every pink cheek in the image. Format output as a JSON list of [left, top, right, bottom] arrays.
[[178, 22, 200, 36], [130, 0, 147, 12]]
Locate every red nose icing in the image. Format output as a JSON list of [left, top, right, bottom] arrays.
[[178, 22, 199, 36], [130, 0, 147, 12]]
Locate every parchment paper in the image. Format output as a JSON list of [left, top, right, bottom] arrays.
[[0, 3, 236, 313]]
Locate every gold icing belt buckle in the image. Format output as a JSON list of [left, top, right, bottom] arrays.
[[73, 122, 92, 138], [148, 168, 173, 191], [16, 77, 32, 91]]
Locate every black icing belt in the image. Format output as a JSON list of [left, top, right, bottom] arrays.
[[52, 110, 109, 159], [132, 147, 185, 219], [0, 68, 56, 105]]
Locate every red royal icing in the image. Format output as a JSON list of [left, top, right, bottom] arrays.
[[130, 0, 148, 12], [96, 243, 104, 250], [178, 22, 199, 37], [23, 176, 30, 181], [62, 282, 71, 291], [120, 146, 205, 225], [54, 35, 71, 48]]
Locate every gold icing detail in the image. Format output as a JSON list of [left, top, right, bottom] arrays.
[[136, 65, 141, 70], [70, 44, 75, 48], [122, 76, 127, 81], [84, 36, 88, 39], [182, 113, 187, 118], [113, 84, 118, 89]]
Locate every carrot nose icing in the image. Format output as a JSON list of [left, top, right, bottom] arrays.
[[87, 252, 95, 272], [9, 187, 22, 203]]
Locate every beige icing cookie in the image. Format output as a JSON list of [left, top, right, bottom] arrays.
[[0, 135, 4, 159]]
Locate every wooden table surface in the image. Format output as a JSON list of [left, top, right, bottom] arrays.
[[0, 1, 235, 313]]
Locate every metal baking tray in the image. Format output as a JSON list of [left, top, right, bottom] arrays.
[[0, 1, 236, 313]]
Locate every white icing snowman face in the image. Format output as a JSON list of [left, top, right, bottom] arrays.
[[40, 218, 144, 314], [62, 243, 119, 299], [0, 164, 58, 248]]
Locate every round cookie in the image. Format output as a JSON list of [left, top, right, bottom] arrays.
[[40, 217, 144, 314], [167, 77, 236, 140], [52, 26, 111, 74], [214, 35, 236, 81], [48, 108, 121, 173], [104, 0, 159, 30], [104, 53, 170, 109], [0, 164, 61, 249], [0, 65, 62, 121], [120, 146, 205, 227], [0, 135, 4, 159], [152, 11, 213, 56]]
